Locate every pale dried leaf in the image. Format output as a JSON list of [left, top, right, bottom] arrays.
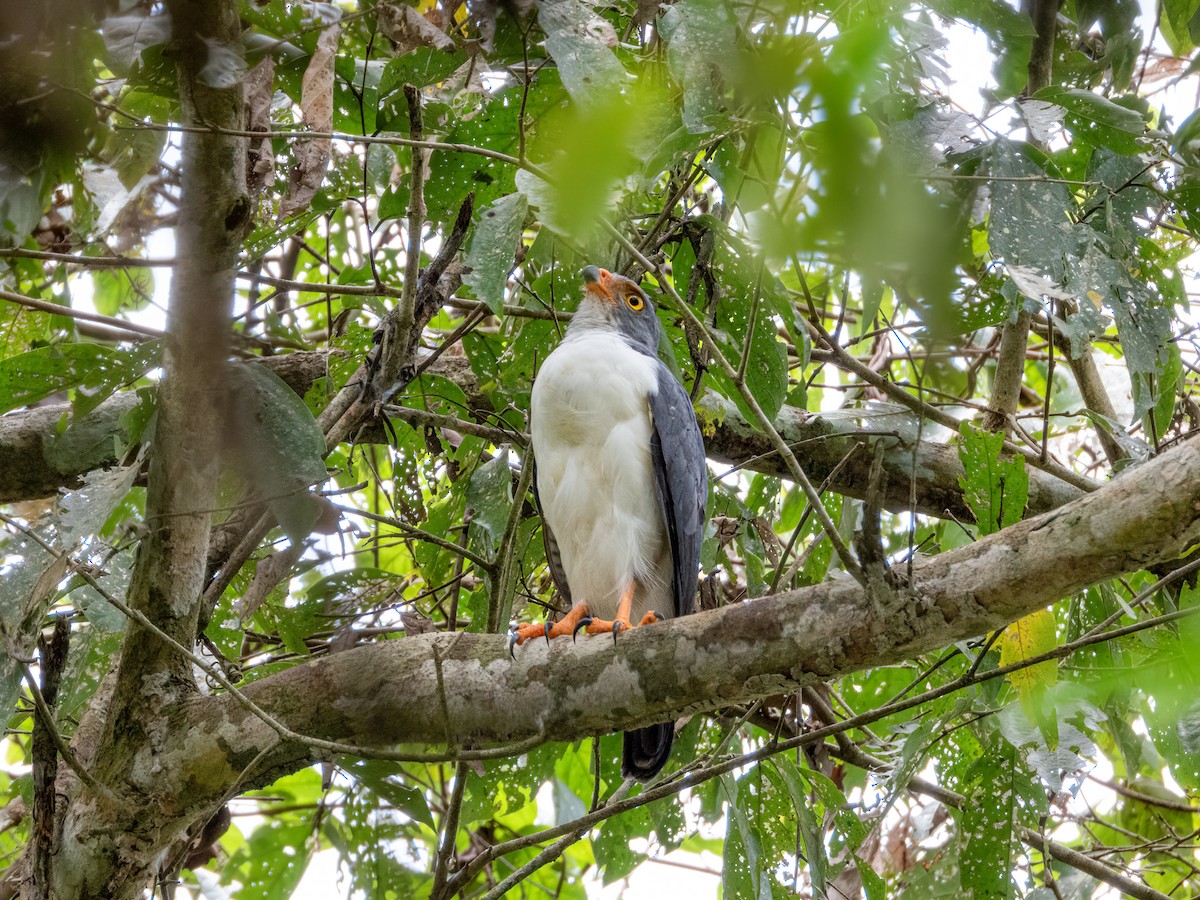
[[282, 21, 340, 218], [378, 3, 455, 54], [302, 24, 338, 135], [1019, 99, 1065, 145], [585, 16, 619, 48], [432, 56, 487, 103], [1004, 262, 1077, 302], [237, 543, 304, 623], [401, 610, 437, 635], [244, 54, 276, 193]]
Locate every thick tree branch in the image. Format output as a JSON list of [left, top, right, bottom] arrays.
[[214, 437, 1200, 750], [96, 437, 1192, 844], [41, 414, 1200, 894]]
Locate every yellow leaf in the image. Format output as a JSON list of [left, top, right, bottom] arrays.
[[1086, 289, 1103, 309], [998, 608, 1058, 697]]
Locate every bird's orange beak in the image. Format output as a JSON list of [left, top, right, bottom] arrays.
[[582, 265, 616, 305]]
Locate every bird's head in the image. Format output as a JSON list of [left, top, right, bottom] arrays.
[[572, 264, 661, 355]]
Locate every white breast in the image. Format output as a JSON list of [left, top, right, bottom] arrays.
[[531, 331, 673, 621]]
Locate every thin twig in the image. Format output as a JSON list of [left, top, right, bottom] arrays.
[[430, 761, 469, 900], [806, 308, 1099, 493], [334, 503, 496, 573], [489, 452, 537, 634], [0, 288, 163, 337], [21, 660, 116, 804]]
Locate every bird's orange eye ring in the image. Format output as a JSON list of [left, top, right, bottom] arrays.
[[625, 293, 645, 311]]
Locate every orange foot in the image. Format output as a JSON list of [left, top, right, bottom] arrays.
[[572, 582, 659, 643], [510, 603, 595, 656], [510, 582, 660, 654]]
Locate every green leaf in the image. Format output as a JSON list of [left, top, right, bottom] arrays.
[[57, 619, 123, 726], [539, 0, 627, 109], [242, 208, 322, 259], [466, 449, 512, 552], [1070, 238, 1171, 391], [226, 362, 328, 544], [770, 757, 828, 893], [460, 742, 560, 822], [1149, 340, 1182, 440], [720, 772, 773, 900], [959, 743, 1017, 899], [689, 218, 789, 422], [957, 423, 1028, 535], [91, 266, 154, 316], [0, 169, 44, 242], [463, 192, 526, 314], [225, 819, 311, 900], [552, 777, 587, 826], [805, 767, 867, 850], [988, 140, 1074, 283], [519, 83, 664, 244], [58, 464, 141, 545], [998, 609, 1059, 740], [660, 0, 737, 132], [1161, 0, 1200, 54], [346, 759, 436, 831], [0, 341, 160, 417], [594, 803, 650, 883], [378, 47, 467, 99], [0, 464, 139, 725], [1034, 87, 1149, 155], [426, 78, 566, 224], [376, 182, 409, 224], [70, 549, 132, 633]]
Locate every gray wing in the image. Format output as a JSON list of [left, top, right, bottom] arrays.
[[649, 364, 707, 618]]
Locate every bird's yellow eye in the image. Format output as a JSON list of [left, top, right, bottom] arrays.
[[625, 292, 645, 311]]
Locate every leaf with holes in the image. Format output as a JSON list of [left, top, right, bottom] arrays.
[[226, 363, 328, 544], [0, 341, 160, 418], [464, 192, 526, 314], [958, 423, 1027, 535], [959, 743, 1018, 900], [1034, 87, 1150, 156]]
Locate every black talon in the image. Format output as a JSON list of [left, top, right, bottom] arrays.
[[611, 620, 625, 644], [573, 616, 593, 641], [508, 631, 518, 659], [544, 625, 551, 645]]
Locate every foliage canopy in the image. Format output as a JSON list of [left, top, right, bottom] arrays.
[[2, 0, 1200, 897]]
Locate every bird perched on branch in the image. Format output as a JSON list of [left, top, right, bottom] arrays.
[[513, 265, 707, 781]]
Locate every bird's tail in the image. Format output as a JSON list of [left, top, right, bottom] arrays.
[[622, 723, 673, 781]]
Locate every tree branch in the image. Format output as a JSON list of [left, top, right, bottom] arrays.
[[0, 350, 1082, 520], [215, 436, 1198, 745], [41, 434, 1200, 891]]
